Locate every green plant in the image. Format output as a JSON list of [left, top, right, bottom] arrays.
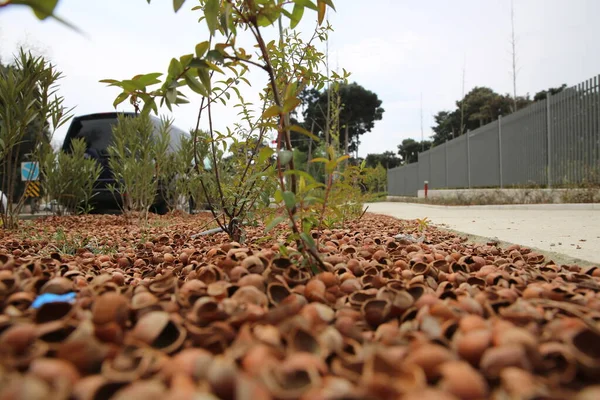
[[41, 138, 102, 215], [160, 133, 198, 212], [107, 113, 171, 222], [102, 0, 363, 273], [0, 48, 73, 228], [416, 217, 430, 232]]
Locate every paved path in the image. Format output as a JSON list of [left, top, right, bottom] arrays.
[[367, 202, 600, 265]]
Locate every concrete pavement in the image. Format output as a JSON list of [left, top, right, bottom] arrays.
[[367, 202, 600, 266]]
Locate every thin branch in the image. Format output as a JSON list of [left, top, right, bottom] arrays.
[[222, 55, 267, 71]]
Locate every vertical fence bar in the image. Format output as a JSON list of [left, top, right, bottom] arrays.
[[576, 83, 581, 183], [546, 96, 552, 187], [575, 83, 580, 183], [564, 87, 569, 183], [597, 76, 600, 178], [597, 76, 600, 176], [445, 141, 448, 188], [563, 87, 568, 183], [498, 115, 504, 188], [591, 77, 596, 176], [467, 131, 471, 188], [584, 80, 588, 181], [568, 86, 573, 183], [563, 87, 568, 184], [585, 79, 591, 181], [429, 149, 432, 189]]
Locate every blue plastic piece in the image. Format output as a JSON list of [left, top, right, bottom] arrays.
[[31, 292, 77, 309]]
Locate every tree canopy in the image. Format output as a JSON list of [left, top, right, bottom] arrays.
[[300, 82, 384, 156], [430, 83, 568, 146], [430, 87, 532, 146], [533, 84, 567, 101], [364, 151, 402, 169], [397, 138, 431, 164]]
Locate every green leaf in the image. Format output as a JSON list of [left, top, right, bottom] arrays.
[[274, 189, 283, 203], [206, 50, 225, 65], [325, 160, 337, 174], [205, 61, 224, 74], [289, 124, 319, 141], [168, 58, 184, 77], [282, 96, 301, 113], [283, 169, 317, 184], [310, 157, 329, 164], [197, 67, 211, 91], [184, 73, 209, 97], [173, 0, 186, 12], [179, 54, 194, 67], [257, 8, 281, 27], [14, 0, 58, 19], [278, 150, 293, 166], [132, 72, 162, 86], [265, 215, 287, 233], [336, 154, 350, 163], [300, 232, 317, 250], [141, 98, 158, 116], [166, 87, 177, 104], [258, 146, 275, 164], [294, 0, 318, 11], [195, 41, 210, 58], [282, 191, 296, 211], [10, 0, 83, 33], [204, 0, 220, 35], [290, 3, 304, 29], [99, 79, 120, 86], [262, 105, 280, 119], [317, 0, 326, 25], [120, 80, 146, 91], [113, 92, 129, 108]]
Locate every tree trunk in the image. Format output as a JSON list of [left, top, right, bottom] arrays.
[[344, 125, 349, 155], [307, 120, 315, 173]]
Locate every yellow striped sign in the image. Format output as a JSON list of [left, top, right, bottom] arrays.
[[24, 181, 40, 198]]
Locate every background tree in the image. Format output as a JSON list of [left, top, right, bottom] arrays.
[[431, 110, 460, 146], [302, 82, 384, 157], [365, 151, 402, 169], [431, 86, 532, 145], [533, 84, 567, 101], [397, 138, 431, 164]]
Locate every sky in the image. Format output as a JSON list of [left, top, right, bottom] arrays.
[[1, 0, 599, 157]]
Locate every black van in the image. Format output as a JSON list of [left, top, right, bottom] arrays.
[[61, 112, 190, 214]]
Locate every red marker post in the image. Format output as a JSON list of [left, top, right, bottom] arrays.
[[424, 181, 429, 199]]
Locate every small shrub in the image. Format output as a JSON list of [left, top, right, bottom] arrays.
[[107, 114, 171, 221], [41, 138, 102, 215], [0, 49, 73, 228]]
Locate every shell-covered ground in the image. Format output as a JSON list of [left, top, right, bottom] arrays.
[[0, 212, 600, 400]]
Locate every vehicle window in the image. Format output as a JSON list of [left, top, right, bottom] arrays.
[[72, 117, 118, 152]]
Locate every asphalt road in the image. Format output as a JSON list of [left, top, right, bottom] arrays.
[[367, 202, 600, 266]]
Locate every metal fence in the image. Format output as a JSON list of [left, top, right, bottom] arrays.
[[387, 75, 600, 196]]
